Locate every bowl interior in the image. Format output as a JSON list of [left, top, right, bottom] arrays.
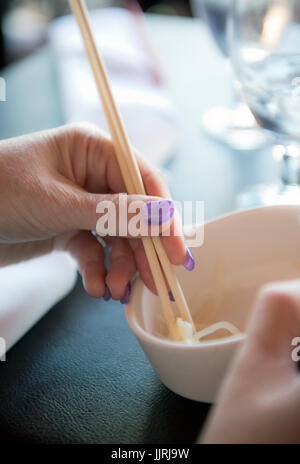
[[128, 206, 300, 344]]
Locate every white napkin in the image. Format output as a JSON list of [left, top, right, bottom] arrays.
[[48, 7, 179, 165], [0, 252, 77, 355]]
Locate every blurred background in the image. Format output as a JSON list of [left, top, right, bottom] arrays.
[[0, 0, 283, 217], [0, 0, 195, 69]]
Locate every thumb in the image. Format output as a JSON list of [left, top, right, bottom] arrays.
[[249, 280, 300, 355], [242, 279, 300, 384], [60, 190, 176, 238]]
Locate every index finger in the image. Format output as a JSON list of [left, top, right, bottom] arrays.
[[232, 280, 300, 391], [248, 280, 300, 359]]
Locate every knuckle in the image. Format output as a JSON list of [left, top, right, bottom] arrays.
[[63, 122, 107, 149], [65, 121, 99, 136], [143, 167, 164, 191], [258, 283, 298, 315], [157, 168, 167, 184]]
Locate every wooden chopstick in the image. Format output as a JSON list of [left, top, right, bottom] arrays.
[[69, 0, 195, 337]]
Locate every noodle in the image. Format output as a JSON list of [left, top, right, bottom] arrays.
[[175, 317, 241, 344], [195, 321, 241, 341]]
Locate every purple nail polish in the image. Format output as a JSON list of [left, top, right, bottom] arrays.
[[169, 290, 175, 302], [120, 281, 132, 304], [142, 200, 174, 226], [184, 247, 195, 271], [103, 286, 111, 301]]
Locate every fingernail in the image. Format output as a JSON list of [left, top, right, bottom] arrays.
[[169, 290, 175, 302], [142, 200, 174, 226], [103, 285, 111, 301], [120, 281, 132, 304], [184, 247, 195, 271]]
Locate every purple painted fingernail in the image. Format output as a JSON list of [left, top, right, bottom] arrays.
[[184, 247, 195, 271], [169, 290, 175, 302], [142, 200, 174, 226], [103, 285, 111, 301], [120, 281, 132, 304]]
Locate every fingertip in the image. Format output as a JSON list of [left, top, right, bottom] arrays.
[[82, 263, 106, 298], [184, 247, 195, 271], [247, 279, 300, 361], [103, 285, 112, 301], [130, 240, 158, 295], [120, 281, 132, 304], [142, 199, 175, 226], [169, 290, 175, 302], [106, 238, 136, 300], [160, 235, 187, 266], [106, 271, 129, 300]]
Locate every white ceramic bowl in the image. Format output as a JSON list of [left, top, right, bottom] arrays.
[[126, 205, 300, 403]]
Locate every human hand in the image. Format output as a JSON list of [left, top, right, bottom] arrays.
[[0, 123, 193, 302], [200, 280, 300, 444]]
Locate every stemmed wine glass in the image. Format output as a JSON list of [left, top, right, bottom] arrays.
[[230, 0, 300, 206], [191, 0, 269, 150]]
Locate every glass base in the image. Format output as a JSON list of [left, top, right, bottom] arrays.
[[236, 183, 300, 209], [202, 104, 271, 151]]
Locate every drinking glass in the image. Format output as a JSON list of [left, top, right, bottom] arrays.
[[231, 0, 300, 206], [191, 0, 269, 151]]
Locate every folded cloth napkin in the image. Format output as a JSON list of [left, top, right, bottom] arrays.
[[48, 7, 179, 165], [0, 252, 77, 355]]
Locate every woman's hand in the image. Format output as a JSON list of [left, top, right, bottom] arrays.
[[0, 123, 193, 302], [200, 279, 300, 444]]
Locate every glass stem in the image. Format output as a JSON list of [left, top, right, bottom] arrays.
[[274, 144, 300, 187]]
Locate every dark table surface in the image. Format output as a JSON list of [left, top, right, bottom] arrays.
[[0, 15, 277, 444]]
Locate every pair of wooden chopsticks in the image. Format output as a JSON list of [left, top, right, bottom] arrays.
[[69, 0, 194, 340]]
